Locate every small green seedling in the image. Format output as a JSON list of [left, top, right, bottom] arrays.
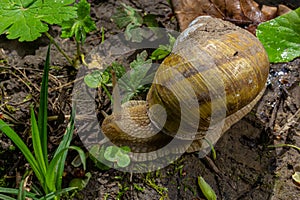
[[111, 3, 159, 42], [257, 7, 300, 63], [61, 0, 97, 64], [85, 50, 155, 103], [145, 173, 168, 199], [198, 176, 217, 200], [61, 0, 96, 44]]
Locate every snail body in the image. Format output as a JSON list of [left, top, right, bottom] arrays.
[[101, 16, 269, 159]]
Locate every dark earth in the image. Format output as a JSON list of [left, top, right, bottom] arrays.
[[0, 0, 300, 199]]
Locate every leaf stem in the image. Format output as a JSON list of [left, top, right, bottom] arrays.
[[44, 32, 74, 67], [101, 84, 113, 103]]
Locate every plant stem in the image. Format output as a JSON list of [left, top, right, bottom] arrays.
[[102, 84, 113, 103], [44, 32, 74, 67], [268, 144, 300, 152]]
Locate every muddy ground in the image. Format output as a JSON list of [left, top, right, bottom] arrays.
[[0, 0, 299, 199]]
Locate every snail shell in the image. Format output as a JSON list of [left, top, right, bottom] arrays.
[[101, 16, 269, 157]]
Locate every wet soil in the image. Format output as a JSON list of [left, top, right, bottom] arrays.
[[0, 0, 299, 199]]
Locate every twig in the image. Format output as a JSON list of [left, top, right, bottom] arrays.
[[44, 32, 74, 67]]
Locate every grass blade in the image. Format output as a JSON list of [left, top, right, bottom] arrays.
[[0, 194, 16, 200], [39, 187, 78, 200], [30, 106, 47, 190], [38, 44, 51, 167], [0, 120, 43, 185], [0, 187, 39, 199], [46, 146, 86, 192], [17, 171, 27, 200], [52, 108, 75, 191]]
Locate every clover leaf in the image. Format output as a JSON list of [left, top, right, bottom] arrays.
[[61, 0, 97, 44], [84, 70, 110, 88], [257, 7, 300, 63], [103, 146, 131, 168], [0, 0, 77, 42]]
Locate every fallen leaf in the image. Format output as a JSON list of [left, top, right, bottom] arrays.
[[172, 0, 291, 32]]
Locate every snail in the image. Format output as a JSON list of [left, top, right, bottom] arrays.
[[100, 16, 269, 160]]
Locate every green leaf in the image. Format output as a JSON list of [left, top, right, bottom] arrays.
[[0, 194, 16, 200], [150, 33, 175, 60], [84, 70, 104, 88], [0, 120, 43, 188], [111, 3, 143, 29], [115, 151, 130, 168], [257, 8, 300, 63], [51, 108, 82, 192], [69, 172, 91, 190], [40, 187, 78, 200], [103, 146, 119, 162], [0, 0, 77, 41], [17, 170, 31, 200], [103, 146, 130, 168], [143, 14, 159, 27], [110, 62, 126, 79], [118, 50, 155, 102], [46, 146, 86, 192], [198, 176, 217, 200], [38, 45, 51, 168], [61, 0, 96, 44], [30, 106, 47, 183], [89, 145, 112, 170]]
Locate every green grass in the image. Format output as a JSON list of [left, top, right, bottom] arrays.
[[0, 45, 86, 199]]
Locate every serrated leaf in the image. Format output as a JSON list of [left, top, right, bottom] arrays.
[[130, 50, 149, 68], [257, 8, 300, 63], [0, 0, 77, 41], [118, 50, 155, 102], [125, 24, 145, 42], [61, 0, 96, 44], [111, 3, 143, 29]]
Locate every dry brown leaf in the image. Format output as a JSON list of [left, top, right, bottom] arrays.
[[172, 0, 290, 32], [277, 4, 292, 15]]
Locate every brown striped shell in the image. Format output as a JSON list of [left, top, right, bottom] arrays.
[[101, 16, 269, 155]]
